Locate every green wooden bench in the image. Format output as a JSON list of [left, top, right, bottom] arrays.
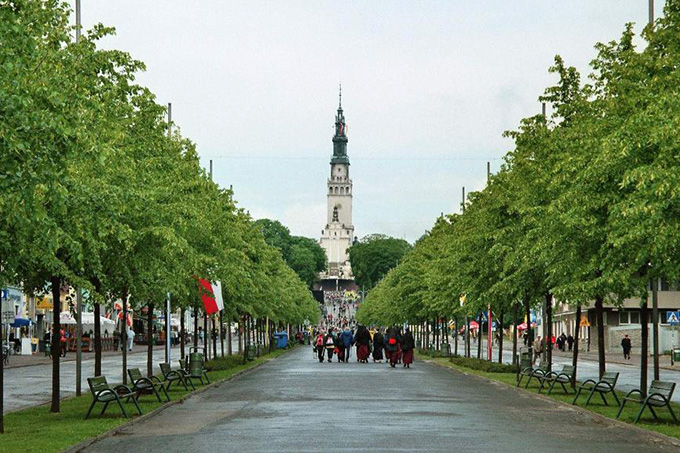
[[160, 362, 193, 391], [517, 362, 549, 388], [128, 367, 170, 402], [537, 365, 575, 395], [616, 380, 678, 424], [85, 376, 142, 419], [572, 371, 620, 407]]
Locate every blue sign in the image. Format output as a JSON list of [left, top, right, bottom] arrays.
[[667, 311, 680, 326]]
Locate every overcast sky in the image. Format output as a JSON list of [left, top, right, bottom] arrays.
[[80, 1, 660, 242]]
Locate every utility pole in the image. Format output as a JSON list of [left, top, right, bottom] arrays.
[[648, 5, 660, 382], [74, 0, 83, 399], [462, 186, 470, 358], [166, 102, 172, 365], [487, 162, 492, 361]]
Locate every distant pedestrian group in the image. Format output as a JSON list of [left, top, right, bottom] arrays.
[[313, 325, 415, 369]]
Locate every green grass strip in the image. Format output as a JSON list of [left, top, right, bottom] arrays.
[[428, 356, 680, 441], [1, 348, 290, 453]]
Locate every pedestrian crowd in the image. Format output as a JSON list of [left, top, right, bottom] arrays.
[[312, 325, 415, 368]]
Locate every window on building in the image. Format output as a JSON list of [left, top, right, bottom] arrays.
[[630, 311, 640, 324], [661, 278, 671, 291], [619, 311, 629, 324]]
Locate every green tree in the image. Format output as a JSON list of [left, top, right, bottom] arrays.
[[348, 235, 412, 289]]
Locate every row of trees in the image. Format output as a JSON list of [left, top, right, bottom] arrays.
[[358, 1, 680, 393], [0, 0, 318, 428], [254, 219, 327, 288], [348, 234, 412, 290]]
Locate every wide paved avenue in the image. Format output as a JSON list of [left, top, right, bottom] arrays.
[[84, 347, 672, 452]]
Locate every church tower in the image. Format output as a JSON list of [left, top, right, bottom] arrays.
[[320, 87, 354, 280]]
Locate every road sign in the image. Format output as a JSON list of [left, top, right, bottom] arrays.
[[667, 311, 680, 326]]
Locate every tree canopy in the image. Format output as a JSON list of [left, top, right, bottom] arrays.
[[348, 234, 412, 290]]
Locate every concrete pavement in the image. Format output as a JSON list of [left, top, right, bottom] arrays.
[[84, 346, 672, 452]]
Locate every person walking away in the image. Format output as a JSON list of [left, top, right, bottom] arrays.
[[621, 334, 632, 360], [340, 327, 353, 363], [533, 335, 543, 364], [336, 334, 346, 362], [324, 329, 336, 362], [401, 328, 415, 368], [354, 325, 371, 363], [567, 334, 574, 352], [386, 325, 401, 368], [315, 331, 325, 362], [372, 328, 385, 363], [127, 327, 135, 352], [60, 328, 67, 357]]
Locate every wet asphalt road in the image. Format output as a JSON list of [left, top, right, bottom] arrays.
[[85, 347, 674, 453]]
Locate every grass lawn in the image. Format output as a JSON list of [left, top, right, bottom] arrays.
[[0, 348, 291, 453], [429, 356, 680, 441]]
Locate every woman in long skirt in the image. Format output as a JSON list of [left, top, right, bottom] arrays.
[[354, 325, 371, 363], [401, 328, 415, 368], [372, 328, 385, 363], [385, 325, 401, 368]]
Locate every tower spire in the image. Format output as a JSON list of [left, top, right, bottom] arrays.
[[339, 83, 342, 109]]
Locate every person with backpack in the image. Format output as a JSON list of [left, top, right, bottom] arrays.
[[339, 327, 353, 363], [324, 328, 337, 362], [401, 328, 415, 368], [315, 331, 326, 362], [386, 325, 401, 368]]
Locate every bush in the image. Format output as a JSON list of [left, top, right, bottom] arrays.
[[449, 355, 517, 373], [204, 356, 245, 371]]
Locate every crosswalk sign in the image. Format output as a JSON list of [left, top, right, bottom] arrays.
[[667, 311, 680, 326]]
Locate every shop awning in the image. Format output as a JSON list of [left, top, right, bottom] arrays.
[[10, 318, 31, 327]]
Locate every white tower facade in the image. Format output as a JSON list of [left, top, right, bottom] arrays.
[[320, 91, 354, 280]]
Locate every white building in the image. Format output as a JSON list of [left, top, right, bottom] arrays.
[[319, 91, 354, 282]]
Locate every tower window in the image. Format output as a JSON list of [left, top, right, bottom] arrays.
[[335, 187, 339, 194]]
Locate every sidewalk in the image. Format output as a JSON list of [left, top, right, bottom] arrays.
[[4, 344, 170, 370], [450, 337, 680, 371]]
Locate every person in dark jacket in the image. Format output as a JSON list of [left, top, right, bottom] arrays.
[[386, 325, 401, 368], [372, 328, 385, 363], [354, 326, 371, 363], [340, 328, 353, 363], [621, 334, 632, 360], [401, 328, 415, 368]]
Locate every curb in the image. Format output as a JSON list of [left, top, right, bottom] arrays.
[[425, 358, 680, 450], [62, 350, 291, 453]]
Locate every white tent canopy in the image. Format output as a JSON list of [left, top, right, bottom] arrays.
[[59, 312, 115, 327]]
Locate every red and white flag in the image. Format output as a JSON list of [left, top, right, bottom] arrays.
[[197, 278, 224, 315]]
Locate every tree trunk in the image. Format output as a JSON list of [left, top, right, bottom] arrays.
[[571, 305, 581, 388], [180, 307, 185, 361], [641, 298, 649, 397], [525, 295, 533, 346], [203, 311, 208, 357], [238, 316, 243, 354], [228, 320, 232, 356], [219, 311, 225, 357], [498, 310, 504, 364], [595, 295, 605, 379], [512, 303, 518, 366], [465, 316, 470, 358], [193, 306, 198, 348], [50, 276, 61, 413], [212, 316, 217, 360], [476, 313, 482, 359], [122, 288, 128, 385], [652, 278, 660, 381], [454, 316, 458, 356], [147, 303, 154, 376], [545, 293, 553, 372], [94, 302, 102, 376]]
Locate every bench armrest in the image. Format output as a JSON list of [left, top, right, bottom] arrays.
[[577, 379, 597, 389], [149, 375, 164, 384], [93, 388, 118, 400], [594, 381, 614, 392], [646, 393, 671, 405], [623, 389, 643, 399], [134, 377, 154, 387], [113, 384, 134, 395]]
